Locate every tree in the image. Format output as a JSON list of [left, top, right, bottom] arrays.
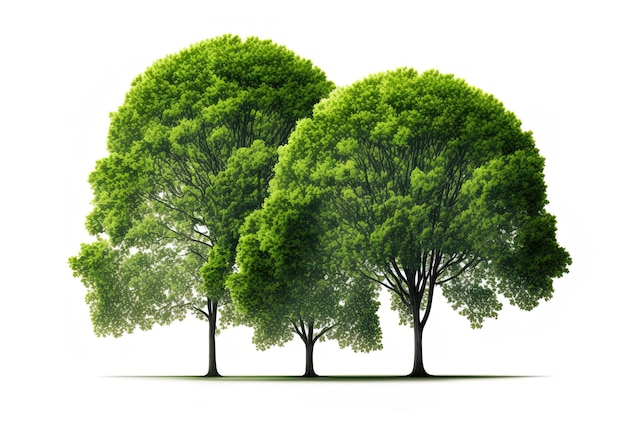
[[270, 68, 572, 376], [228, 185, 383, 377], [69, 35, 334, 376]]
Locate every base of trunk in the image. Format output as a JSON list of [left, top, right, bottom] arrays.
[[406, 369, 431, 377], [204, 369, 221, 377], [303, 371, 319, 378]]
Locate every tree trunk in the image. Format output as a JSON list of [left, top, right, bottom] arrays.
[[205, 300, 220, 377], [303, 321, 318, 377], [304, 340, 317, 377], [408, 320, 429, 377], [406, 292, 430, 377]]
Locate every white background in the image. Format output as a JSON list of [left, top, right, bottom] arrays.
[[1, 0, 623, 420]]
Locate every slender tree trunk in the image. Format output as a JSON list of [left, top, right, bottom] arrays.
[[304, 340, 317, 377], [205, 299, 220, 377], [303, 321, 318, 377], [403, 263, 435, 377], [409, 319, 429, 377]]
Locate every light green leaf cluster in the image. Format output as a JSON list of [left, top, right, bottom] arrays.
[[441, 263, 502, 329], [333, 278, 383, 352], [68, 239, 205, 337]]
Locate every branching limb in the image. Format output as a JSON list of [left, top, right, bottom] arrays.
[[435, 256, 483, 285], [420, 275, 437, 329], [384, 268, 411, 308], [191, 304, 210, 320], [419, 250, 441, 298], [159, 222, 212, 248], [359, 269, 399, 295], [186, 248, 208, 261], [313, 324, 336, 343], [291, 319, 306, 343]]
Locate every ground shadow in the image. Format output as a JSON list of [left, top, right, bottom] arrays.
[[107, 374, 543, 382]]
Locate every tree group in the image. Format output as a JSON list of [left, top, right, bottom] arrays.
[[69, 35, 571, 377]]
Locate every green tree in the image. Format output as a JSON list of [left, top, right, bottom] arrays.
[[70, 35, 334, 376], [271, 68, 571, 376], [228, 186, 383, 377]]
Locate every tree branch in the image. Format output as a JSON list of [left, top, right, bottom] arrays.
[[313, 324, 336, 343], [384, 265, 411, 308], [359, 269, 400, 295], [291, 319, 306, 343], [420, 275, 437, 329], [147, 193, 213, 241], [419, 251, 441, 298], [158, 221, 212, 248], [435, 256, 482, 285], [192, 304, 210, 320], [187, 247, 208, 261]]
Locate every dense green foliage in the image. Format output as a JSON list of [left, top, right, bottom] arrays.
[[265, 68, 571, 376], [70, 35, 570, 376], [229, 184, 382, 375], [69, 35, 334, 375]]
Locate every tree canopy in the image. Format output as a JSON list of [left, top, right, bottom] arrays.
[[69, 35, 334, 376], [266, 68, 571, 376], [70, 37, 570, 377]]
